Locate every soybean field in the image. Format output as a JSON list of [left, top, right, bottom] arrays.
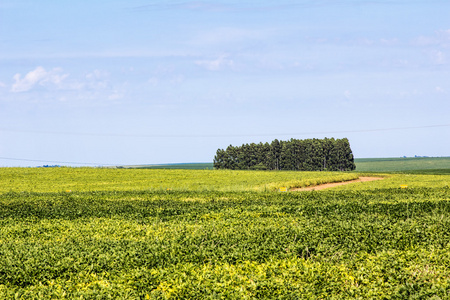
[[1, 168, 450, 299]]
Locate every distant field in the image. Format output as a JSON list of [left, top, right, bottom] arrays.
[[122, 157, 450, 173], [119, 163, 214, 170], [355, 157, 450, 173]]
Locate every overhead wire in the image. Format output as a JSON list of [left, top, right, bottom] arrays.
[[0, 156, 115, 166], [1, 123, 448, 166], [0, 124, 449, 138]]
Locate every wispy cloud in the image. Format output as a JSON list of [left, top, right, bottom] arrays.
[[195, 55, 235, 71], [414, 29, 450, 47], [108, 90, 124, 101], [11, 66, 69, 93], [10, 67, 118, 93], [435, 86, 445, 93], [411, 30, 450, 66], [130, 1, 233, 12], [191, 27, 268, 46], [430, 50, 446, 65], [379, 38, 399, 46], [129, 0, 443, 13], [85, 69, 110, 90], [8, 67, 130, 106]]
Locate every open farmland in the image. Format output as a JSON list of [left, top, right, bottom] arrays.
[[117, 156, 450, 173], [0, 168, 359, 193], [355, 156, 450, 173], [1, 168, 450, 298]]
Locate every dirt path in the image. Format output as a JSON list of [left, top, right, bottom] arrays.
[[290, 177, 384, 191]]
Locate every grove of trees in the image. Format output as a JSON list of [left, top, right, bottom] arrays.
[[213, 137, 356, 171]]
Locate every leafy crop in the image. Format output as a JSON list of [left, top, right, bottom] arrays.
[[0, 168, 359, 193], [0, 168, 450, 298]]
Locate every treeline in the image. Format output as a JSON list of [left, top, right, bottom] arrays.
[[214, 138, 356, 171]]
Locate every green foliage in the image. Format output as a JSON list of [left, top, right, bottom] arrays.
[[214, 137, 356, 171], [1, 168, 450, 298]]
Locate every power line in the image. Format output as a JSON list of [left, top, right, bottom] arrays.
[[0, 156, 115, 166], [0, 124, 449, 138], [1, 123, 448, 166]]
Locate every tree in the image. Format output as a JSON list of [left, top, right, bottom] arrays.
[[271, 139, 281, 170], [213, 137, 356, 171]]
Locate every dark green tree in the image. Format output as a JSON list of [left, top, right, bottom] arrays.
[[213, 137, 356, 171]]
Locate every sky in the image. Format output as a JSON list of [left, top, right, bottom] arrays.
[[0, 0, 449, 167]]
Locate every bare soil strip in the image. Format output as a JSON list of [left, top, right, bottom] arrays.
[[290, 176, 384, 191]]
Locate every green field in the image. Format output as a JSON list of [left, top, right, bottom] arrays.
[[1, 168, 450, 298], [121, 157, 450, 174], [355, 156, 450, 173], [118, 163, 214, 170], [0, 168, 358, 193]]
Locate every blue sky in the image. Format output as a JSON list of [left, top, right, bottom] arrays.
[[1, 0, 449, 166]]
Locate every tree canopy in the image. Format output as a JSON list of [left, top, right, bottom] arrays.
[[213, 138, 356, 171]]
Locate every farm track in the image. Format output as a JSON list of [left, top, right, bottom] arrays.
[[291, 176, 384, 191]]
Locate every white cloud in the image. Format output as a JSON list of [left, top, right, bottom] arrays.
[[148, 73, 185, 87], [437, 29, 450, 45], [131, 1, 232, 12], [191, 27, 269, 47], [195, 55, 234, 71], [344, 90, 351, 99], [431, 50, 446, 65], [148, 77, 159, 86], [414, 29, 450, 47], [85, 69, 110, 90], [380, 38, 399, 46], [86, 69, 109, 80], [108, 90, 124, 100], [414, 36, 435, 47], [435, 86, 445, 93], [8, 67, 128, 106], [357, 38, 375, 46], [11, 66, 69, 93]]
